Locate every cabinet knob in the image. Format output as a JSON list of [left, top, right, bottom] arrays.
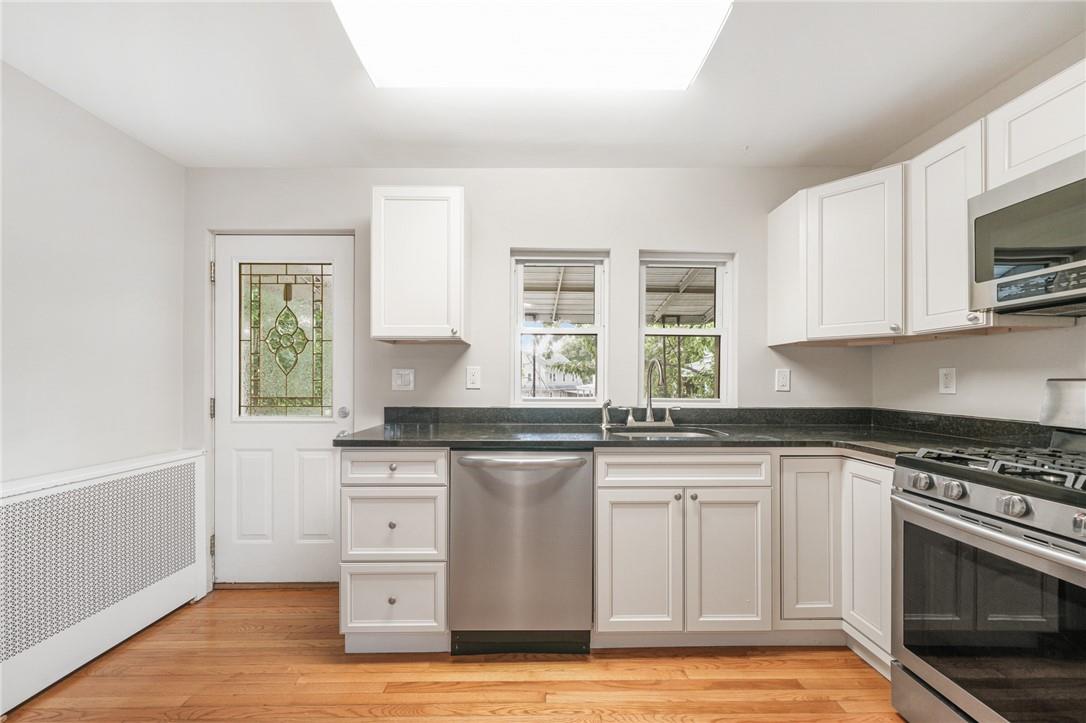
[[388, 597, 397, 605], [451, 328, 458, 336], [388, 463, 398, 472], [674, 493, 682, 501], [388, 521, 397, 530], [690, 493, 699, 501], [889, 323, 902, 333], [966, 313, 981, 323]]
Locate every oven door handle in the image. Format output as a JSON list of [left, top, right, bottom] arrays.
[[893, 494, 1086, 573]]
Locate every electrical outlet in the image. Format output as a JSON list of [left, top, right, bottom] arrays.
[[392, 368, 415, 391], [938, 367, 956, 395], [774, 368, 791, 392], [466, 365, 482, 390]]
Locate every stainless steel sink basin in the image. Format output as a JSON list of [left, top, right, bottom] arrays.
[[609, 428, 728, 441]]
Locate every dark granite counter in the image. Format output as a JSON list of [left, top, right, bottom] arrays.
[[333, 422, 999, 459]]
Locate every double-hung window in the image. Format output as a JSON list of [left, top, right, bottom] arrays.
[[513, 254, 607, 403], [639, 255, 733, 405]]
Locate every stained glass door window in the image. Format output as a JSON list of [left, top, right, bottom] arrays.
[[239, 263, 332, 417]]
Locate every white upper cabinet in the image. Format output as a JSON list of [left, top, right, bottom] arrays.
[[806, 165, 904, 339], [371, 186, 468, 342], [987, 60, 1086, 189], [907, 121, 988, 333]]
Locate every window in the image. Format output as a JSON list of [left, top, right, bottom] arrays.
[[639, 256, 733, 405], [513, 254, 607, 403]]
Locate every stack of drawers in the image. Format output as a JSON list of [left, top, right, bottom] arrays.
[[339, 449, 449, 640]]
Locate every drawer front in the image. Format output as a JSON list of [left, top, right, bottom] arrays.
[[341, 449, 448, 486], [341, 487, 447, 561], [595, 452, 770, 488], [340, 562, 446, 633]]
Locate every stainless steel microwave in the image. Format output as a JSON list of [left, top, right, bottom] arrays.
[[970, 151, 1086, 315]]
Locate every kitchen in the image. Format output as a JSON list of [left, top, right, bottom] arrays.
[[2, 1, 1085, 721]]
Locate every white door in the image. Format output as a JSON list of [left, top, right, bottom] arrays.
[[685, 487, 771, 631], [987, 59, 1085, 189], [841, 459, 893, 652], [806, 165, 904, 339], [907, 121, 988, 333], [780, 457, 841, 620], [214, 235, 354, 582], [596, 487, 684, 632]]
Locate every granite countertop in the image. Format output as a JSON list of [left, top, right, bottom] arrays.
[[333, 422, 989, 459]]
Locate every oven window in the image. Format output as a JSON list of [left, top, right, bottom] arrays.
[[973, 178, 1086, 282], [903, 522, 1086, 722]]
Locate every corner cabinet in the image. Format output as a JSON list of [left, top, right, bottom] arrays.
[[370, 186, 469, 342], [780, 458, 841, 620], [840, 459, 892, 653], [986, 59, 1086, 189]]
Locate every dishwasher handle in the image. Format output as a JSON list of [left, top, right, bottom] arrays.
[[457, 455, 588, 470]]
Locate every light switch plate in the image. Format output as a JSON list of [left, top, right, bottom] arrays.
[[938, 367, 956, 395], [465, 365, 482, 390], [774, 368, 791, 392], [392, 368, 415, 391]]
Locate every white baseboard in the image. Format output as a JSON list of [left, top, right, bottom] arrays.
[[344, 632, 451, 653], [842, 623, 892, 679], [591, 629, 847, 649]]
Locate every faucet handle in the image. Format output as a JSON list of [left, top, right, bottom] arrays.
[[624, 408, 636, 425], [664, 406, 681, 425]]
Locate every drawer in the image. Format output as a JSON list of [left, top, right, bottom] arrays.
[[340, 563, 446, 633], [341, 449, 448, 486], [341, 487, 447, 561], [595, 452, 770, 487]]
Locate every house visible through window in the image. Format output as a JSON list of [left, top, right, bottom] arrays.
[[640, 258, 730, 404], [513, 255, 606, 403]]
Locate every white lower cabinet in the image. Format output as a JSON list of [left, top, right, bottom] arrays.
[[780, 458, 842, 620], [685, 487, 772, 631], [841, 459, 893, 653], [340, 562, 446, 633]]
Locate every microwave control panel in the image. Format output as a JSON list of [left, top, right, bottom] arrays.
[[997, 267, 1085, 303]]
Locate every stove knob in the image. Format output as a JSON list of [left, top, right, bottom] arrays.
[[997, 494, 1030, 518], [909, 472, 935, 491], [942, 480, 966, 501], [1073, 512, 1086, 537]]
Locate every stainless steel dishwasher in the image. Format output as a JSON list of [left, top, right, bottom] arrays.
[[450, 451, 593, 654]]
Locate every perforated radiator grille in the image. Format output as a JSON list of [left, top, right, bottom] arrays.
[[1, 461, 196, 661]]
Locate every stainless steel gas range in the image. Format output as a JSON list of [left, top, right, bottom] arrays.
[[891, 380, 1086, 723]]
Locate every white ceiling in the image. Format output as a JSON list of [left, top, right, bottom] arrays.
[[3, 1, 1084, 168]]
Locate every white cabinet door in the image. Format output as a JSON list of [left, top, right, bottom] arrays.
[[806, 165, 904, 339], [685, 487, 772, 631], [371, 186, 467, 342], [841, 460, 893, 652], [907, 121, 989, 334], [596, 488, 684, 632], [987, 60, 1086, 189], [780, 458, 841, 620]]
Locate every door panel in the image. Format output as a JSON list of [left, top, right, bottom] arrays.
[[780, 458, 841, 619], [214, 235, 354, 582], [842, 460, 893, 651]]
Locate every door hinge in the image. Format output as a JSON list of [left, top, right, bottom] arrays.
[[209, 534, 216, 557], [209, 397, 216, 420], [209, 260, 216, 283]]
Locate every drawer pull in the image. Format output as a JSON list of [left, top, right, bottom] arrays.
[[690, 493, 698, 501], [674, 493, 682, 501], [388, 597, 397, 605], [388, 521, 397, 530], [388, 463, 398, 472]]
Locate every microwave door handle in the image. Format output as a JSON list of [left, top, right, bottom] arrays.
[[893, 494, 1086, 574]]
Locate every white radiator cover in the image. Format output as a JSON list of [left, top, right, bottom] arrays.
[[0, 451, 207, 712]]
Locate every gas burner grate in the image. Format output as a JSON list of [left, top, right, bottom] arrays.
[[915, 446, 1086, 490]]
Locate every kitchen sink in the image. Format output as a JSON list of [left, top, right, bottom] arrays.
[[608, 428, 728, 441]]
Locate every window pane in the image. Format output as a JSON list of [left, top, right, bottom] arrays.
[[644, 335, 719, 399], [522, 265, 596, 328], [239, 262, 333, 417], [520, 334, 597, 399], [644, 266, 715, 328]]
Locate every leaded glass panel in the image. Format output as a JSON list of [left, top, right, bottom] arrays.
[[239, 263, 332, 417]]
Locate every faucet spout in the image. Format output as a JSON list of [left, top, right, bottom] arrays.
[[645, 359, 663, 424]]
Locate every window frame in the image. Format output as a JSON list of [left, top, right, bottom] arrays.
[[510, 252, 608, 406], [637, 254, 737, 407]]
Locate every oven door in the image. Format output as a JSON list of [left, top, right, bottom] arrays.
[[892, 493, 1086, 722]]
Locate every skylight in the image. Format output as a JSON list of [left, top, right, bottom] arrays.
[[331, 0, 733, 91]]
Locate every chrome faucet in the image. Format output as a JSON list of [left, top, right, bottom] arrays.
[[624, 359, 676, 428]]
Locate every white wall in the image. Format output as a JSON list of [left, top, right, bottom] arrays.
[[182, 166, 870, 442], [869, 33, 1086, 422], [2, 64, 186, 481]]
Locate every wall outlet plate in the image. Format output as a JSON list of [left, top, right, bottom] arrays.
[[392, 368, 415, 391], [774, 368, 791, 392], [938, 367, 956, 395], [466, 365, 482, 390]]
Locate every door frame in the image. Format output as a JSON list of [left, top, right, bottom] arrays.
[[202, 229, 356, 588]]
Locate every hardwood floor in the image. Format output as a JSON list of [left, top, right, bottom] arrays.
[[7, 587, 903, 722]]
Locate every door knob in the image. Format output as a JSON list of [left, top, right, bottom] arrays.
[[690, 493, 699, 501], [889, 323, 902, 333], [388, 521, 397, 529], [674, 493, 682, 501], [966, 313, 981, 323], [451, 328, 458, 336], [388, 463, 398, 472], [388, 597, 397, 605], [337, 406, 350, 419]]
